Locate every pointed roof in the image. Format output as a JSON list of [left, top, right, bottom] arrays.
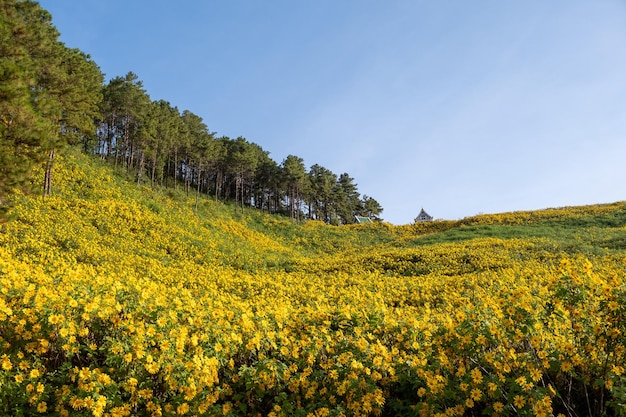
[[415, 208, 433, 222]]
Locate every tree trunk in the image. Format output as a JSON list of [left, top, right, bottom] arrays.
[[240, 175, 245, 214], [234, 174, 239, 215], [185, 165, 190, 195], [137, 152, 144, 185], [215, 171, 223, 202], [151, 154, 157, 186], [43, 149, 55, 197], [174, 149, 178, 190], [128, 140, 133, 169], [195, 169, 201, 211], [165, 155, 171, 188]]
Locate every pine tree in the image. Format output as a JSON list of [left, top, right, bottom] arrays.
[[0, 0, 103, 204], [43, 47, 103, 196], [98, 72, 149, 169], [334, 173, 360, 224], [308, 164, 337, 222], [0, 0, 58, 203], [282, 155, 307, 221]]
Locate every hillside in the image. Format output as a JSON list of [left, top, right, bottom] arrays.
[[1, 150, 625, 416]]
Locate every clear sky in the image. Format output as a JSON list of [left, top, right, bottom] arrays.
[[38, 0, 626, 224]]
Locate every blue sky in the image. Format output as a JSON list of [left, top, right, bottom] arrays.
[[39, 1, 626, 224]]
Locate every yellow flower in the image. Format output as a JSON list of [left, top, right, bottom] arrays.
[[513, 395, 526, 408], [487, 382, 498, 394], [470, 367, 482, 384], [530, 368, 542, 382], [1, 355, 12, 371], [176, 402, 189, 415], [37, 401, 47, 413], [470, 388, 482, 401], [145, 362, 159, 374]]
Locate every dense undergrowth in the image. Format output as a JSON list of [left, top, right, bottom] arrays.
[[1, 150, 625, 416]]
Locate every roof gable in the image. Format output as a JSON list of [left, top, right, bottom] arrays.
[[415, 208, 433, 222]]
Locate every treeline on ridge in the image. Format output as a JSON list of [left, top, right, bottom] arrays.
[[0, 0, 383, 224]]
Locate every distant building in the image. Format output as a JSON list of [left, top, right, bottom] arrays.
[[355, 215, 373, 224], [414, 208, 433, 222]]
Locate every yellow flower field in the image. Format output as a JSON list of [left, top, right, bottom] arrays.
[[1, 153, 625, 416]]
